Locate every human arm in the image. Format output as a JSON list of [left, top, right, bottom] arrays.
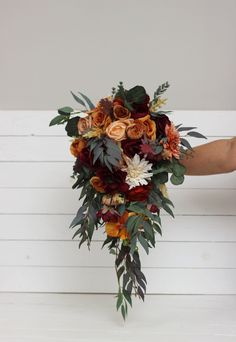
[[179, 137, 236, 175]]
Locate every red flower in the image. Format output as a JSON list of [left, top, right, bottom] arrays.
[[96, 167, 129, 193], [121, 139, 142, 158], [126, 184, 152, 202]]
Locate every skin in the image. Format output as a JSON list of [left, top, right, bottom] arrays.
[[179, 137, 236, 175]]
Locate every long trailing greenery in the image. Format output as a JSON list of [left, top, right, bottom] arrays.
[[49, 81, 207, 320]]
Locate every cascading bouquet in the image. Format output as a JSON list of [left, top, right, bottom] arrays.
[[49, 82, 206, 320]]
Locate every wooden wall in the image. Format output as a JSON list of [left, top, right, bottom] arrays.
[[0, 110, 235, 293]]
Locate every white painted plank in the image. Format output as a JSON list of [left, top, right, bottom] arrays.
[[1, 161, 235, 189], [0, 188, 235, 215], [0, 135, 226, 161], [0, 293, 235, 341], [0, 240, 236, 268], [1, 110, 235, 136], [0, 214, 235, 242], [0, 267, 236, 293]]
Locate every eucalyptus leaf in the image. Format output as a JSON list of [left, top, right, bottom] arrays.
[[187, 131, 207, 139], [78, 92, 95, 109]]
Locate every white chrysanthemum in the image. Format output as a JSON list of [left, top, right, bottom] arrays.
[[121, 154, 153, 189]]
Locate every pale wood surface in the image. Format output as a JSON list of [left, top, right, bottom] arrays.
[[0, 293, 235, 342]]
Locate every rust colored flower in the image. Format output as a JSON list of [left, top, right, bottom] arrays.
[[113, 104, 131, 120], [161, 122, 180, 160], [91, 109, 108, 128], [77, 116, 91, 134], [70, 138, 87, 158], [105, 211, 132, 240], [90, 176, 106, 193], [126, 121, 146, 139], [138, 115, 156, 140]]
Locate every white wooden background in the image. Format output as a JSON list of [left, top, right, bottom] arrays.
[[0, 110, 235, 294]]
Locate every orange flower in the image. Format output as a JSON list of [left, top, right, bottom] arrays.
[[77, 116, 91, 134], [70, 138, 87, 157], [137, 115, 156, 140], [90, 176, 105, 193], [161, 122, 180, 159], [91, 109, 108, 128], [126, 120, 146, 139], [113, 104, 131, 120], [105, 211, 135, 240]]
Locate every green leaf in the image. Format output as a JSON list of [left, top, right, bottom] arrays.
[[65, 117, 80, 137], [78, 92, 95, 110], [143, 221, 155, 241], [49, 114, 68, 126], [138, 233, 149, 254], [58, 106, 73, 116], [117, 204, 126, 215], [123, 289, 132, 307], [180, 138, 193, 151], [162, 202, 175, 218], [121, 304, 126, 320], [153, 81, 170, 98], [116, 291, 123, 311], [170, 174, 184, 185], [70, 91, 86, 107], [117, 266, 125, 280], [187, 131, 207, 139], [172, 161, 186, 177], [126, 85, 147, 104], [178, 126, 197, 132]]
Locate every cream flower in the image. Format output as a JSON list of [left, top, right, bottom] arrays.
[[121, 154, 153, 189]]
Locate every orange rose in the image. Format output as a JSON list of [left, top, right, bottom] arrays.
[[137, 115, 156, 140], [77, 116, 91, 134], [106, 119, 133, 141], [105, 211, 132, 240], [70, 138, 87, 157], [91, 109, 108, 128], [126, 121, 146, 139], [90, 176, 105, 193], [113, 104, 131, 120]]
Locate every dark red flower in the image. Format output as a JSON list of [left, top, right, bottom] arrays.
[[96, 209, 119, 222], [96, 167, 129, 193], [149, 204, 160, 213], [131, 94, 150, 119], [126, 184, 152, 202], [153, 114, 171, 136], [121, 139, 142, 158]]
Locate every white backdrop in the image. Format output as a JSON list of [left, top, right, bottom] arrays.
[[0, 110, 235, 293]]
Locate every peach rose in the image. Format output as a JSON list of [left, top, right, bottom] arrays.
[[126, 121, 146, 139], [137, 115, 156, 140], [113, 104, 131, 120], [106, 119, 133, 141], [90, 176, 105, 193], [77, 116, 91, 134], [70, 138, 87, 157]]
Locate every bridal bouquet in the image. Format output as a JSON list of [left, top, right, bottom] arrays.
[[49, 82, 206, 320]]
